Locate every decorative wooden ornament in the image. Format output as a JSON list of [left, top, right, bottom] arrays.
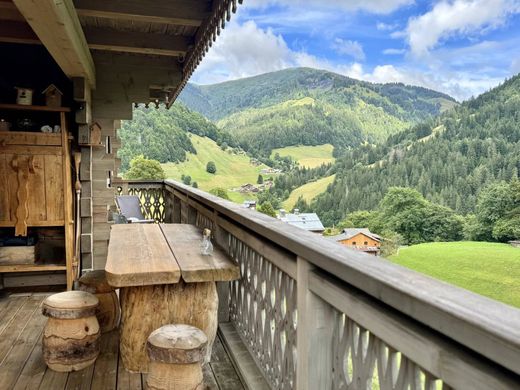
[[42, 84, 63, 107], [90, 122, 102, 146]]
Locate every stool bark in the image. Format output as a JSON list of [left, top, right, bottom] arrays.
[[78, 270, 120, 333], [42, 291, 100, 372], [146, 324, 207, 390]]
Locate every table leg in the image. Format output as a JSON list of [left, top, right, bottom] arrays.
[[119, 281, 218, 373]]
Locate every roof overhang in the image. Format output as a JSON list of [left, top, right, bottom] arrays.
[[0, 0, 242, 106]]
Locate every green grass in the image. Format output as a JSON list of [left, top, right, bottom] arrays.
[[283, 174, 336, 210], [271, 144, 335, 169], [162, 134, 268, 203], [389, 242, 520, 308]]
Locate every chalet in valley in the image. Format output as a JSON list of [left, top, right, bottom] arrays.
[[328, 228, 382, 256]]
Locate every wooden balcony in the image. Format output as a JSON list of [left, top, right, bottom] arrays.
[[112, 179, 520, 389], [0, 293, 244, 389]]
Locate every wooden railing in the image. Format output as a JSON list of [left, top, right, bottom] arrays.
[[114, 179, 520, 389]]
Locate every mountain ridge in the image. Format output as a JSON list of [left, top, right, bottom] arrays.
[[179, 67, 458, 156]]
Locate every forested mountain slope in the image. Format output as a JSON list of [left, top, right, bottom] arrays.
[[310, 74, 520, 225], [118, 104, 235, 170], [179, 68, 457, 155]]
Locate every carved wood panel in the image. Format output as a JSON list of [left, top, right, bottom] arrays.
[[116, 184, 166, 222], [228, 234, 297, 390], [331, 310, 448, 390]]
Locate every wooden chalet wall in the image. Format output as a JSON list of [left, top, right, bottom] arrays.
[[0, 0, 244, 272]]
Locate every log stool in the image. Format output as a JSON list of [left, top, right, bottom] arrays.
[[146, 324, 208, 390], [42, 291, 101, 372], [78, 270, 121, 333]]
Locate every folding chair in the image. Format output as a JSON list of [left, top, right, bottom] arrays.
[[115, 195, 155, 223]]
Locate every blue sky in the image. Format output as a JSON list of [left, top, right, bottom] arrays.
[[191, 0, 520, 101]]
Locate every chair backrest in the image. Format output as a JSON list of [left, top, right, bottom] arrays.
[[115, 195, 146, 220]]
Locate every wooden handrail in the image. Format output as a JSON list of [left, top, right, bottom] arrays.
[[161, 179, 520, 376], [117, 179, 520, 384]]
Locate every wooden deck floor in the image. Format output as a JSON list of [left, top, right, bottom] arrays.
[[0, 293, 245, 390]]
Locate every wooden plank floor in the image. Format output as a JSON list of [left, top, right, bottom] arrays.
[[0, 293, 245, 390]]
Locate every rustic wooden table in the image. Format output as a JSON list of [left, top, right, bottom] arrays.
[[106, 223, 240, 373]]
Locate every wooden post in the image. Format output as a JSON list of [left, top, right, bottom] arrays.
[[214, 211, 230, 323], [296, 257, 334, 390], [173, 195, 181, 223], [61, 113, 74, 290]]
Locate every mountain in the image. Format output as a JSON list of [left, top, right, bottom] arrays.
[[118, 104, 236, 171], [179, 68, 457, 156], [308, 74, 520, 226]]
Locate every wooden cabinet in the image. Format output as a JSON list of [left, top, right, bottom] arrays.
[[0, 105, 74, 289], [0, 136, 65, 231]]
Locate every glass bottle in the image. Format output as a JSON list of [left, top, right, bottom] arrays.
[[200, 228, 214, 256]]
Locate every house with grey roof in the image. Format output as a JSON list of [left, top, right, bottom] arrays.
[[278, 209, 325, 233]]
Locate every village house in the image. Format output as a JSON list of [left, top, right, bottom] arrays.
[[278, 209, 325, 233], [328, 228, 382, 256]]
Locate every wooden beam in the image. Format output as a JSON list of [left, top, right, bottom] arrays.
[[0, 1, 25, 22], [83, 27, 193, 57], [0, 20, 38, 45], [74, 0, 210, 27], [13, 0, 96, 87]]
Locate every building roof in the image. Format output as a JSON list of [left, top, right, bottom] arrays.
[[328, 228, 381, 242], [280, 213, 325, 232], [2, 0, 242, 107]]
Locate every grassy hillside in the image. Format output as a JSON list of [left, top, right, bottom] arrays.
[[390, 242, 520, 307], [180, 67, 456, 122], [180, 68, 457, 156], [271, 144, 335, 168], [284, 174, 336, 210], [162, 134, 268, 203]]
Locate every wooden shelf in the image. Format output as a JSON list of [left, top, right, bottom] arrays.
[[0, 103, 71, 113], [0, 131, 62, 146], [0, 263, 66, 273]]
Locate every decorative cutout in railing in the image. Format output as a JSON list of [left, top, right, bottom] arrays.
[[116, 183, 166, 222], [228, 234, 297, 390], [331, 310, 446, 390]]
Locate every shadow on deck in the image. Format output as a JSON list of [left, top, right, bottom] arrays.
[[0, 293, 245, 390]]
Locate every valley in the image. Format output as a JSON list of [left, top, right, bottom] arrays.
[[162, 134, 269, 203], [271, 144, 335, 169]]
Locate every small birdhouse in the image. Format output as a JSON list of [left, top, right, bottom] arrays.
[[42, 84, 63, 107], [90, 122, 102, 146]]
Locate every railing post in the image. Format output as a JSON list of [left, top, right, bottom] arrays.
[[296, 257, 333, 390], [214, 211, 231, 323], [172, 195, 181, 223]]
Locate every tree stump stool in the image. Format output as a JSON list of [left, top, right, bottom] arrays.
[[78, 270, 121, 333], [42, 291, 101, 372], [146, 324, 207, 390]]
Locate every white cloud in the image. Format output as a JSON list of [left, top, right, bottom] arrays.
[[192, 21, 292, 84], [191, 20, 509, 101], [377, 22, 399, 31], [383, 48, 406, 55], [511, 58, 520, 74], [404, 0, 520, 56], [331, 38, 366, 61], [246, 0, 414, 14]]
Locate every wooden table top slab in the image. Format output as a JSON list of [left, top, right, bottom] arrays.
[[106, 224, 181, 287], [106, 223, 240, 287], [160, 224, 240, 283]]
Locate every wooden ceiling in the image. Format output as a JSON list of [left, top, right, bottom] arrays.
[[0, 0, 241, 107]]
